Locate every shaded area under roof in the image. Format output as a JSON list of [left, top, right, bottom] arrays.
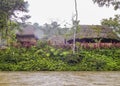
[[67, 38, 120, 43]]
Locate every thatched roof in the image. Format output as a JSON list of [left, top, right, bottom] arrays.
[[16, 25, 35, 36], [16, 25, 39, 41], [73, 25, 119, 39], [48, 35, 65, 45]]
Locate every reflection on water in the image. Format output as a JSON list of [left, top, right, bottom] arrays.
[[0, 71, 120, 86]]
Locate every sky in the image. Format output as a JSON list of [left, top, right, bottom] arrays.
[[25, 0, 120, 27]]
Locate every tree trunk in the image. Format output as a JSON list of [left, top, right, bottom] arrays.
[[73, 0, 78, 54]]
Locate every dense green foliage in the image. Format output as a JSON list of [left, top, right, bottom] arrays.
[[0, 0, 29, 41], [101, 15, 120, 35], [0, 42, 120, 71]]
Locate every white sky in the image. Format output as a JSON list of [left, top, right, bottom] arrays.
[[25, 0, 120, 26]]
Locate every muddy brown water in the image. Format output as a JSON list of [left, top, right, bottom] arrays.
[[0, 71, 120, 86]]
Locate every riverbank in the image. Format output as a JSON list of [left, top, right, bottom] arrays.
[[0, 44, 120, 71]]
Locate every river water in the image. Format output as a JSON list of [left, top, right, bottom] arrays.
[[0, 71, 120, 86]]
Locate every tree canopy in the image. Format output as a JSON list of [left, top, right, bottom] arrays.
[[0, 0, 29, 18], [0, 0, 29, 27], [93, 0, 120, 10], [0, 0, 29, 44], [101, 15, 120, 37]]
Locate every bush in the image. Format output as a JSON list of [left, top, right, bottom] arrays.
[[0, 44, 120, 71]]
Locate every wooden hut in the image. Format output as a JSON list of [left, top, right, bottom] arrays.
[[67, 25, 120, 43], [48, 35, 65, 46], [16, 25, 38, 47]]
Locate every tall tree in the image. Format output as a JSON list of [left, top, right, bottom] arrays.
[[0, 0, 29, 29], [93, 0, 120, 10], [72, 0, 79, 54], [0, 0, 29, 45], [42, 21, 61, 38]]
